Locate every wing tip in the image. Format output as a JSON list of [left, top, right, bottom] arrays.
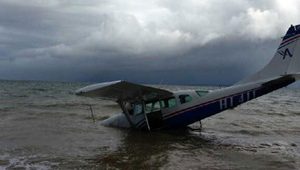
[[75, 80, 123, 96]]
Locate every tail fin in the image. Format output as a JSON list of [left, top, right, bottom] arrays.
[[238, 25, 300, 84]]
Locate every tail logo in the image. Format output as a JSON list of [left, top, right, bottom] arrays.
[[278, 48, 293, 60]]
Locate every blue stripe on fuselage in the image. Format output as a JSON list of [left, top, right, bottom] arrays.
[[138, 76, 295, 130], [163, 91, 256, 128], [162, 83, 285, 128]]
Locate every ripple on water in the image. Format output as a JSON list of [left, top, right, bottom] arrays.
[[0, 154, 59, 170]]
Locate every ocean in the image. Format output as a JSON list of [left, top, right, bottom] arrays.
[[0, 80, 299, 169]]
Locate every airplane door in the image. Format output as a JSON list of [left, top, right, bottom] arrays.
[[144, 100, 163, 130], [146, 110, 163, 129]]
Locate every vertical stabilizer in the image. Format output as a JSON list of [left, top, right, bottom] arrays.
[[238, 25, 300, 84]]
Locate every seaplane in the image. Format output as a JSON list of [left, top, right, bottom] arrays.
[[76, 25, 300, 131]]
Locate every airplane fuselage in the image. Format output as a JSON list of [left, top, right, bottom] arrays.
[[102, 75, 295, 130], [77, 25, 300, 131]]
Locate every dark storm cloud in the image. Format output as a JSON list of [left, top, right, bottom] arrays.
[[0, 0, 299, 84]]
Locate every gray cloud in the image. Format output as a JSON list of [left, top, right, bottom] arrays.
[[0, 0, 299, 85]]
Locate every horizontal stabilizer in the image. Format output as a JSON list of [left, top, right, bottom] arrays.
[[290, 72, 300, 80]]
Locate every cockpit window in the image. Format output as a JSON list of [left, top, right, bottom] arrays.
[[137, 97, 177, 114], [196, 90, 209, 97], [179, 94, 192, 104], [145, 100, 161, 114], [152, 101, 161, 111], [133, 103, 143, 115]]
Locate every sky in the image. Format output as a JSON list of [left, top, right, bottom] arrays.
[[0, 0, 300, 85]]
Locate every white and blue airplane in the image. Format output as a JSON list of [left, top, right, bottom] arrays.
[[76, 25, 300, 131]]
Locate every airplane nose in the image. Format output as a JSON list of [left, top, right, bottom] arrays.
[[101, 113, 131, 128]]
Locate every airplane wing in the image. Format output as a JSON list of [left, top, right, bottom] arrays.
[[75, 80, 173, 102]]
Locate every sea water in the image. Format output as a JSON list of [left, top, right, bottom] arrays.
[[0, 80, 299, 169]]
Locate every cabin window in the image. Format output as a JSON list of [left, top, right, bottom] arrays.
[[196, 90, 209, 97], [167, 98, 177, 108], [161, 97, 177, 108], [179, 94, 192, 104]]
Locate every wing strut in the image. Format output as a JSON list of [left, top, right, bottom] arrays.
[[142, 101, 151, 131], [139, 88, 151, 131]]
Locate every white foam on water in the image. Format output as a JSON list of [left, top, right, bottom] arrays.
[[0, 154, 58, 170]]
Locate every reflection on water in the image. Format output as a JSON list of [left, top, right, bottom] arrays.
[[0, 80, 299, 169], [84, 129, 299, 170], [89, 130, 177, 169]]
